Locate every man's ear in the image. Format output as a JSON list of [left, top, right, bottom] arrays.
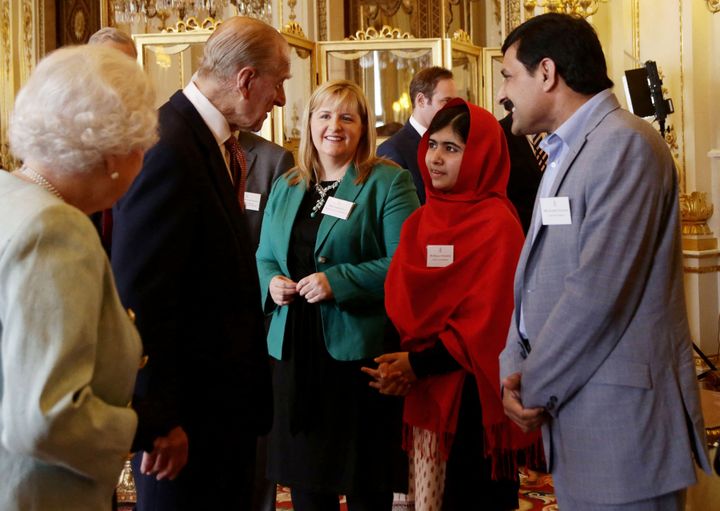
[[415, 92, 427, 109], [236, 67, 256, 98], [539, 58, 558, 92]]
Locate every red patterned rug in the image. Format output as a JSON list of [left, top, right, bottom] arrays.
[[275, 469, 557, 510]]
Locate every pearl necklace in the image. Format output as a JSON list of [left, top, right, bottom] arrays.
[[310, 178, 342, 218], [16, 166, 65, 200]]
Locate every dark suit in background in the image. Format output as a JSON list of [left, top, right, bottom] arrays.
[[237, 130, 293, 511], [241, 131, 294, 249], [111, 91, 272, 510], [499, 113, 543, 234], [377, 121, 424, 204]]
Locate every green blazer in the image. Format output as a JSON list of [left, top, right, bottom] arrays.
[[256, 162, 420, 361]]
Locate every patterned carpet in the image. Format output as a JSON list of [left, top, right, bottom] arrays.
[[120, 469, 556, 510], [275, 469, 557, 510]]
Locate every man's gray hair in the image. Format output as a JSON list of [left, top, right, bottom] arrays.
[[10, 45, 157, 174], [88, 27, 137, 58], [197, 16, 288, 83]]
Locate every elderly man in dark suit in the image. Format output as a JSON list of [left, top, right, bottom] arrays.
[[377, 66, 456, 204], [111, 16, 291, 511]]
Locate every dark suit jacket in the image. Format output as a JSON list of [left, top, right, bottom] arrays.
[[377, 120, 425, 204], [240, 131, 294, 249], [499, 114, 543, 235], [111, 91, 272, 466]]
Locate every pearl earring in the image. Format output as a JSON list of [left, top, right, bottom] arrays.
[[110, 172, 119, 180]]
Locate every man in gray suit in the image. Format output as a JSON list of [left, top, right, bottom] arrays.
[[497, 13, 711, 510]]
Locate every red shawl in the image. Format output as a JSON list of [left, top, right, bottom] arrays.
[[384, 99, 541, 479]]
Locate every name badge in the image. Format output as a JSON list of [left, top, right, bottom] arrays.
[[427, 245, 454, 267], [540, 197, 571, 225], [244, 192, 262, 211], [322, 196, 355, 220]]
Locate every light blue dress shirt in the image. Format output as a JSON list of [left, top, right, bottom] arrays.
[[519, 89, 613, 342]]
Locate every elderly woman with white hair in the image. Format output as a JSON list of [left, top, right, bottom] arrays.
[[0, 45, 158, 510]]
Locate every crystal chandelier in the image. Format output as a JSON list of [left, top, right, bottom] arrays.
[[524, 0, 608, 18], [112, 0, 272, 31]]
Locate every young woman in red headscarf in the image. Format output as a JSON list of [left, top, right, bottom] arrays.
[[364, 98, 542, 510]]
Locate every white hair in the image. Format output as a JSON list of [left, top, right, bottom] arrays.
[[197, 16, 288, 84], [9, 45, 157, 174]]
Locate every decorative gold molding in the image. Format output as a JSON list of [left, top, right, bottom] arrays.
[[678, 0, 686, 192], [22, 0, 33, 75], [523, 0, 607, 18], [631, 0, 639, 62], [318, 0, 327, 41], [680, 191, 717, 251], [680, 192, 714, 234], [1, 0, 10, 83], [348, 25, 414, 40], [282, 21, 306, 38], [451, 28, 471, 43], [163, 16, 221, 33], [706, 0, 720, 13], [684, 265, 720, 274]]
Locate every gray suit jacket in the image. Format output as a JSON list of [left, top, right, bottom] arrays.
[[239, 131, 294, 249], [499, 93, 711, 505]]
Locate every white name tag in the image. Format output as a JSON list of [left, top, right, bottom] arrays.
[[427, 245, 454, 267], [322, 196, 355, 220], [244, 192, 262, 211], [540, 197, 572, 225]]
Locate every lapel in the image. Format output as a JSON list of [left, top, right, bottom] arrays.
[[315, 163, 365, 254], [238, 131, 258, 178], [527, 93, 621, 255], [169, 92, 251, 258]]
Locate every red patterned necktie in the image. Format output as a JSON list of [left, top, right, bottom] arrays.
[[224, 135, 247, 209]]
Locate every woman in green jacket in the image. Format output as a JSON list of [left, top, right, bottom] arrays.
[[256, 80, 419, 511]]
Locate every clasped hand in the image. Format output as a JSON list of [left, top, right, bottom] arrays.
[[361, 352, 417, 396], [269, 273, 333, 305], [501, 372, 547, 433], [140, 425, 188, 481]]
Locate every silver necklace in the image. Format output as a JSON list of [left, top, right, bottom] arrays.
[[310, 178, 342, 218], [16, 165, 64, 200]]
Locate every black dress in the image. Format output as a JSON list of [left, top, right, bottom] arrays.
[[267, 182, 406, 495]]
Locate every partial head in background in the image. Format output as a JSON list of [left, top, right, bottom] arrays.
[[88, 27, 137, 59], [409, 66, 457, 128]]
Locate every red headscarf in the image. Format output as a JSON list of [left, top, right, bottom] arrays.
[[385, 98, 541, 478]]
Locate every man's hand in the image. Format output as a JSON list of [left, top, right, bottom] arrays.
[[501, 373, 546, 433], [140, 426, 189, 481]]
